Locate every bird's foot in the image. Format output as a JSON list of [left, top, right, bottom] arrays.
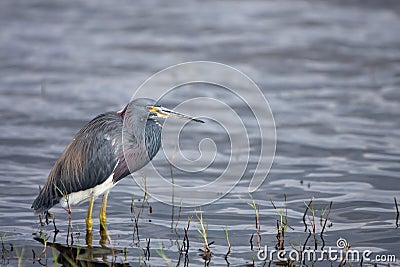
[[99, 226, 108, 247], [85, 229, 93, 246]]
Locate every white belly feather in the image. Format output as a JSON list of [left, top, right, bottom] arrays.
[[60, 173, 117, 208]]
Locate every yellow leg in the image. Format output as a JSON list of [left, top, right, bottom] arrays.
[[86, 228, 93, 247], [86, 195, 95, 231], [85, 195, 95, 246], [99, 225, 108, 247], [99, 192, 109, 247], [99, 191, 109, 231]]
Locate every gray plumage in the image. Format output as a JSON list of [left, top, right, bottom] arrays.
[[32, 98, 162, 213]]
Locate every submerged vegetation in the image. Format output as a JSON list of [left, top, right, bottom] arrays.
[[2, 186, 399, 266], [8, 196, 331, 266]]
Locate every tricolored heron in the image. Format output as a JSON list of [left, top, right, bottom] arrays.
[[32, 98, 203, 233]]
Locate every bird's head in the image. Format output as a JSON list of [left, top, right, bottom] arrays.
[[146, 105, 204, 124], [118, 98, 204, 125]]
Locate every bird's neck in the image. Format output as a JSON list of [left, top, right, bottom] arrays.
[[121, 114, 146, 148], [145, 119, 162, 160]]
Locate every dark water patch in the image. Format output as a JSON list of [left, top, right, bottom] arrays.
[[0, 155, 53, 165], [0, 138, 45, 147]]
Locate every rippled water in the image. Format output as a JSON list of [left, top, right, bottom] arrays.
[[1, 1, 399, 266]]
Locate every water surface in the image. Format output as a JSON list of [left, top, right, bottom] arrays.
[[0, 0, 399, 266]]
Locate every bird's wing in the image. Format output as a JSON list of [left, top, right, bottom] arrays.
[[32, 112, 124, 212]]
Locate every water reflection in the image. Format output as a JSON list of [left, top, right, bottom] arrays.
[[34, 236, 128, 267]]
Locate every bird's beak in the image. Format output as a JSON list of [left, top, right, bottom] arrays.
[[147, 106, 204, 123]]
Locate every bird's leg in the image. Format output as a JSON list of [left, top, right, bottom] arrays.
[[86, 195, 95, 231], [85, 195, 95, 246], [99, 192, 109, 247], [99, 225, 108, 247], [85, 229, 93, 247], [99, 191, 109, 231]]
